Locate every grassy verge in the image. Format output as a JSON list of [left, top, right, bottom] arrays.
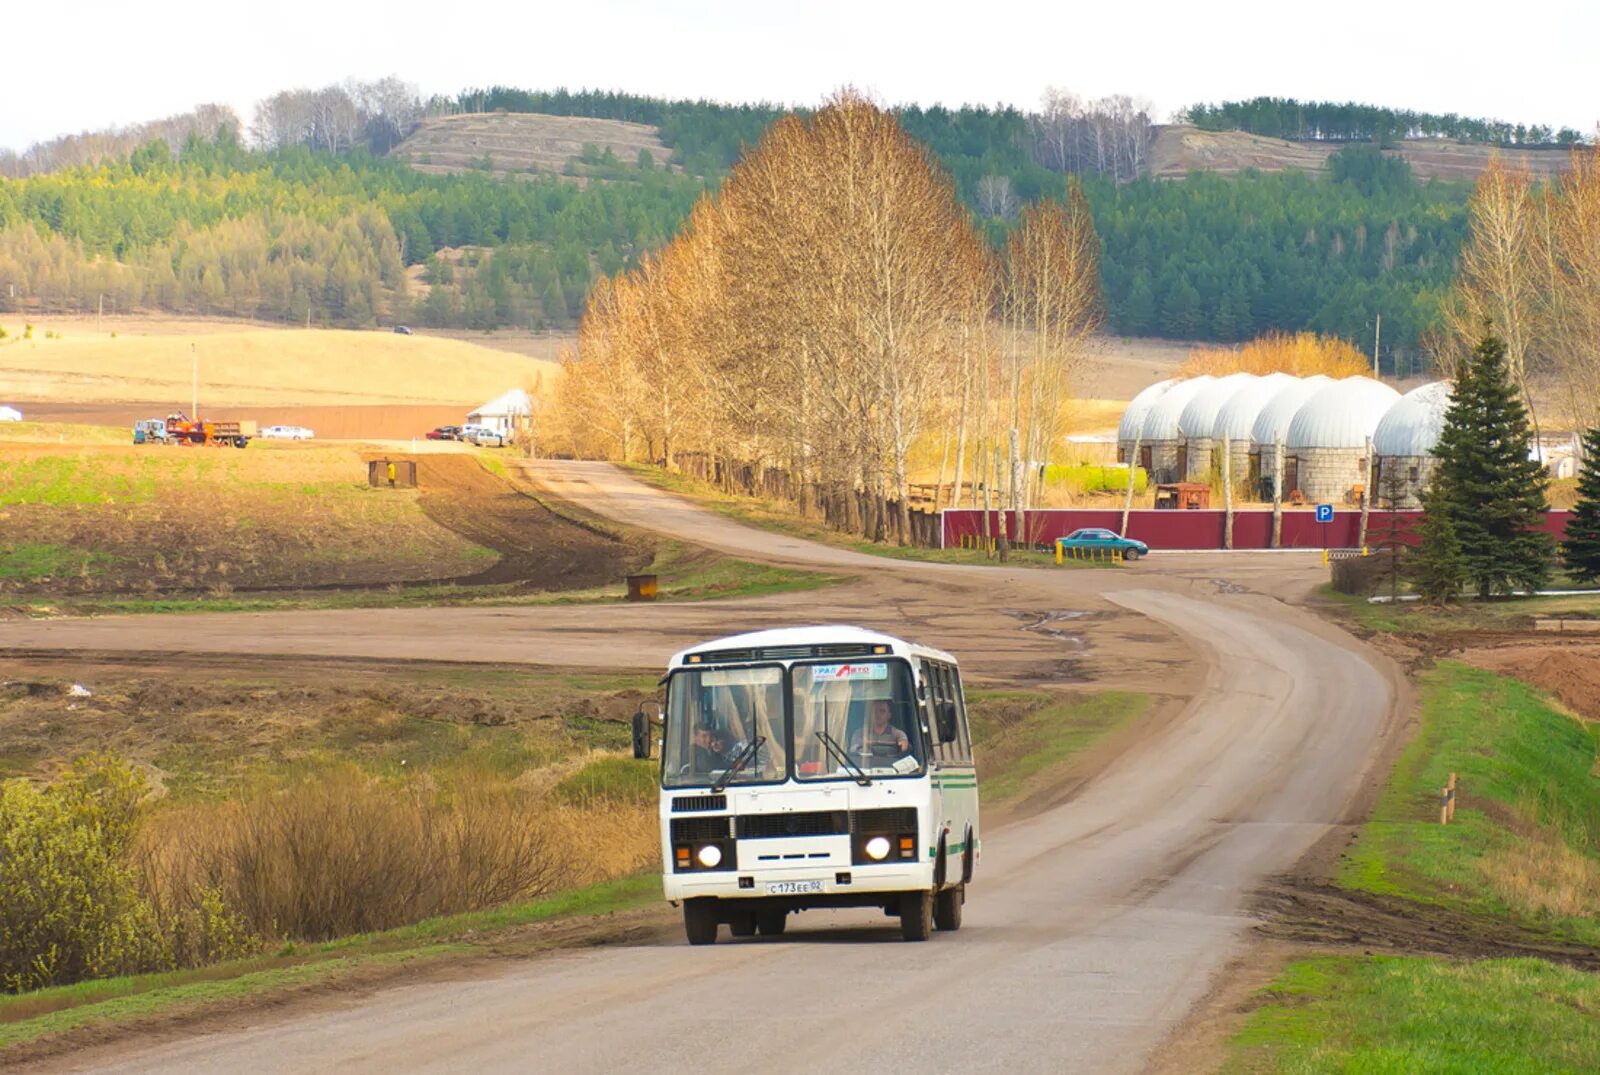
[[1319, 584, 1600, 636], [969, 689, 1151, 803], [1338, 661, 1600, 945], [620, 462, 1092, 570], [1225, 955, 1600, 1074], [23, 539, 841, 616], [0, 873, 660, 1053]]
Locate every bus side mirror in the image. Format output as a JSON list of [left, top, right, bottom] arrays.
[[631, 711, 652, 760], [936, 700, 958, 744]]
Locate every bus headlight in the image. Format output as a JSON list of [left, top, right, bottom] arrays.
[[864, 836, 891, 861], [696, 844, 723, 868]]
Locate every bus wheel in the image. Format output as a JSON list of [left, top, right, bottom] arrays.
[[756, 910, 787, 937], [900, 890, 934, 942], [683, 899, 719, 945], [728, 912, 757, 938], [935, 884, 964, 932]]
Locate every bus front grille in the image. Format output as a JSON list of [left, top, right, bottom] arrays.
[[851, 807, 918, 834], [671, 794, 728, 813], [736, 810, 849, 838], [671, 816, 733, 842]]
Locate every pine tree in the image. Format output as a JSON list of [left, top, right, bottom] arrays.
[[1431, 333, 1551, 597], [1562, 428, 1600, 581], [1413, 481, 1467, 603]]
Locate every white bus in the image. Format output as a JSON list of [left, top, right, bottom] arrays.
[[636, 625, 980, 944]]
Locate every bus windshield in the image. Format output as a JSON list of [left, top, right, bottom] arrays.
[[663, 666, 788, 788], [792, 660, 924, 780]]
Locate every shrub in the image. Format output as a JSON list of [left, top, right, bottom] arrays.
[[550, 756, 658, 806], [145, 768, 572, 940], [1042, 463, 1147, 494], [0, 755, 165, 992]]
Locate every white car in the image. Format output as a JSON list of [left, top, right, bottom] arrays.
[[0, 405, 22, 422], [461, 424, 507, 447], [261, 425, 315, 440]]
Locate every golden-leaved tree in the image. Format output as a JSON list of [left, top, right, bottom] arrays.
[[559, 92, 1103, 546]]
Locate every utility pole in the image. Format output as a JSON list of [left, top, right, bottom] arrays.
[[1372, 313, 1382, 378]]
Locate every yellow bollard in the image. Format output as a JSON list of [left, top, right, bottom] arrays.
[[1055, 541, 1063, 565]]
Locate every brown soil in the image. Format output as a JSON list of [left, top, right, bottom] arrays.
[[1461, 642, 1600, 721], [402, 453, 647, 589], [1148, 124, 1574, 182], [1252, 878, 1600, 969], [391, 113, 673, 180]]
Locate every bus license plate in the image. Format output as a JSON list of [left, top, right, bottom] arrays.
[[765, 880, 824, 895]]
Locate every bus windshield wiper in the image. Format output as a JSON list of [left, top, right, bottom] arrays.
[[712, 735, 765, 793], [816, 730, 871, 786]]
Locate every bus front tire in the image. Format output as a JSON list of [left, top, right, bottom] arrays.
[[756, 910, 787, 936], [900, 890, 934, 941], [684, 899, 719, 945], [934, 884, 964, 932]]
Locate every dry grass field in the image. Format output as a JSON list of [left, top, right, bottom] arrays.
[[391, 113, 673, 180], [0, 316, 560, 409], [1147, 124, 1574, 181]]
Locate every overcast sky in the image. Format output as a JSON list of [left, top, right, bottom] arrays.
[[4, 0, 1595, 150]]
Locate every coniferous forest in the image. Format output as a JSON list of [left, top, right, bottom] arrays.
[[0, 85, 1566, 366]]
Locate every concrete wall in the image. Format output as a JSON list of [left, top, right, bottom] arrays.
[[1292, 446, 1369, 504], [1374, 455, 1438, 509], [1145, 440, 1187, 484]]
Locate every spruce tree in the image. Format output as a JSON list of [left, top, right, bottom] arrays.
[[1431, 333, 1552, 597], [1562, 428, 1600, 582], [1413, 481, 1468, 603]]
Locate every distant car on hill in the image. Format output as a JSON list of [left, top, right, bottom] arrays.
[[261, 425, 314, 440], [426, 425, 462, 441], [461, 424, 507, 447], [393, 325, 414, 335], [0, 405, 23, 422], [1057, 528, 1149, 561]]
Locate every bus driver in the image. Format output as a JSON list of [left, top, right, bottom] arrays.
[[851, 699, 910, 758]]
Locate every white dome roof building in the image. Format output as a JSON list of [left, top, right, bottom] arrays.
[[1372, 381, 1453, 507], [1117, 379, 1176, 462], [1245, 375, 1329, 497], [1282, 377, 1402, 504], [1175, 373, 1257, 480], [1125, 376, 1216, 483], [1205, 372, 1294, 481]]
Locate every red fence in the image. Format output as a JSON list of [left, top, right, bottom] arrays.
[[940, 508, 1573, 551]]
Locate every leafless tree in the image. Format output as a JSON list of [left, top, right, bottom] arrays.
[[976, 175, 1018, 219]]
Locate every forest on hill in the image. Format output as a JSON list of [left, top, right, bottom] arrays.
[[1179, 96, 1587, 147], [0, 84, 1550, 362]]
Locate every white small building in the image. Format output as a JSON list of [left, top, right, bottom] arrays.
[[1372, 381, 1452, 507], [466, 389, 532, 440]]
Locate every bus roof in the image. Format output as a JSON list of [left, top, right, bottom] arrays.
[[668, 624, 956, 669]]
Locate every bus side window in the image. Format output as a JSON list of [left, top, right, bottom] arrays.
[[948, 665, 973, 763], [921, 660, 949, 763]]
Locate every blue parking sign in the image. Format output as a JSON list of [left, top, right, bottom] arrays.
[[1315, 503, 1334, 523]]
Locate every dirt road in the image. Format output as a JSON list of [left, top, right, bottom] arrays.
[[14, 462, 1395, 1075]]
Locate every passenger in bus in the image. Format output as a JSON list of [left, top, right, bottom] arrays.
[[692, 722, 726, 772], [851, 699, 910, 758]]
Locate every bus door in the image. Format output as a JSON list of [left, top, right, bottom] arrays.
[[918, 660, 945, 852]]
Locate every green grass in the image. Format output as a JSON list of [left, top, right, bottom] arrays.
[[1320, 584, 1600, 636], [549, 756, 659, 806], [968, 689, 1151, 803], [1225, 955, 1600, 1074], [0, 873, 658, 1052], [1338, 662, 1600, 945], [0, 543, 118, 581], [619, 462, 1100, 569]]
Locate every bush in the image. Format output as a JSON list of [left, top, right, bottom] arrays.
[[0, 755, 165, 992], [1042, 463, 1147, 494], [145, 769, 572, 941], [550, 756, 658, 806]]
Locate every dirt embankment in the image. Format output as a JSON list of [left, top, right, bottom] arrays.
[[1147, 124, 1574, 181], [1460, 643, 1600, 721], [402, 453, 649, 590]]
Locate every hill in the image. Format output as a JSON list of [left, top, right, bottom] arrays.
[[1148, 124, 1574, 180], [392, 113, 672, 180]]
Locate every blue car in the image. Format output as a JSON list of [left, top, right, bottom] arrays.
[[1057, 528, 1149, 561]]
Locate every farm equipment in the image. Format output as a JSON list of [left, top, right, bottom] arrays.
[[134, 414, 255, 448]]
